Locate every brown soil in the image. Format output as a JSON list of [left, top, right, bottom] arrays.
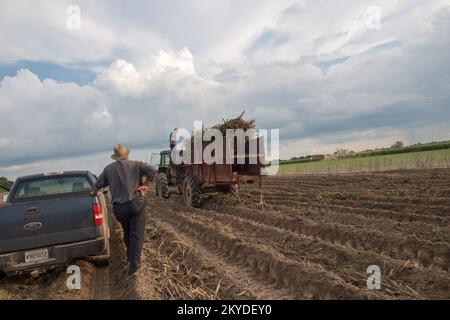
[[1, 169, 449, 299]]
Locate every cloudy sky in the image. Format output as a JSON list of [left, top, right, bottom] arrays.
[[0, 0, 449, 179]]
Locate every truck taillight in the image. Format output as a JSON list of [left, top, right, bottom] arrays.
[[92, 198, 103, 226]]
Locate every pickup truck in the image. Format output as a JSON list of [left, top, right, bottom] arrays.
[[0, 171, 110, 275]]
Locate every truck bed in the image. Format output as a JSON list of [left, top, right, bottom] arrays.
[[0, 171, 109, 273], [0, 193, 97, 253]]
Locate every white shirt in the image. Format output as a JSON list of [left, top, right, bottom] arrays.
[[170, 130, 178, 143]]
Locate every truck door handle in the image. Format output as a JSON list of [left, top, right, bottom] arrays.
[[25, 207, 40, 214]]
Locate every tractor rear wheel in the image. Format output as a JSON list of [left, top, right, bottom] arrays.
[[154, 175, 160, 196], [157, 173, 170, 198], [183, 175, 201, 208]]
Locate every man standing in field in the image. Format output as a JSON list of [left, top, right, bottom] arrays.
[[169, 128, 179, 150], [91, 144, 156, 275]]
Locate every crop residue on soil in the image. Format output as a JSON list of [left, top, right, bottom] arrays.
[[1, 169, 449, 299], [138, 169, 450, 300]]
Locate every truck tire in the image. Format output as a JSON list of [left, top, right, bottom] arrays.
[[183, 175, 201, 208], [91, 238, 110, 267], [157, 173, 170, 199], [92, 196, 111, 267]]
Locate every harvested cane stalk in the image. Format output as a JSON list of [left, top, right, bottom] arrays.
[[189, 111, 256, 143], [213, 111, 256, 134]]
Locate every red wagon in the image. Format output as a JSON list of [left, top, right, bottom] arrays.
[[153, 135, 266, 207]]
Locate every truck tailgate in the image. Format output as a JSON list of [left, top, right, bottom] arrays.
[[0, 194, 96, 253]]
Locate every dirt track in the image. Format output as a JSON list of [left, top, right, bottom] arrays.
[[0, 209, 132, 300], [1, 169, 449, 299]]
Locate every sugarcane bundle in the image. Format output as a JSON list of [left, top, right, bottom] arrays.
[[212, 111, 255, 134], [185, 111, 259, 163], [188, 111, 256, 148]]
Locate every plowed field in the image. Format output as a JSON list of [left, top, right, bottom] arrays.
[[1, 169, 449, 300], [139, 169, 450, 299]]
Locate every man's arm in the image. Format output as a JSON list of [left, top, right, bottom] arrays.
[[139, 162, 157, 181], [91, 170, 108, 196], [136, 162, 157, 196]]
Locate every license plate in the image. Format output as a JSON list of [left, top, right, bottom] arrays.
[[24, 248, 49, 263]]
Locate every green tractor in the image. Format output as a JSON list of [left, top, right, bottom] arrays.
[[151, 150, 176, 199]]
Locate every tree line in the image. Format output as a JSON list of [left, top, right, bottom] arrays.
[[0, 176, 13, 192]]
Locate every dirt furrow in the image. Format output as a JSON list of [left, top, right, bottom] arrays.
[[208, 204, 449, 271], [238, 199, 449, 241], [151, 204, 382, 300], [239, 193, 449, 227], [245, 190, 450, 207], [151, 218, 294, 299], [328, 200, 450, 217], [181, 205, 450, 299]]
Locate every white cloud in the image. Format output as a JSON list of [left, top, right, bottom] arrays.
[[0, 0, 169, 65], [0, 1, 450, 176], [147, 48, 196, 77], [94, 47, 200, 96], [94, 59, 146, 95], [0, 69, 114, 164], [280, 128, 407, 159]]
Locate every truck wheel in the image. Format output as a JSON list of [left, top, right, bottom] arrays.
[[183, 175, 201, 208], [91, 238, 110, 267], [158, 173, 170, 199], [228, 184, 239, 197]]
